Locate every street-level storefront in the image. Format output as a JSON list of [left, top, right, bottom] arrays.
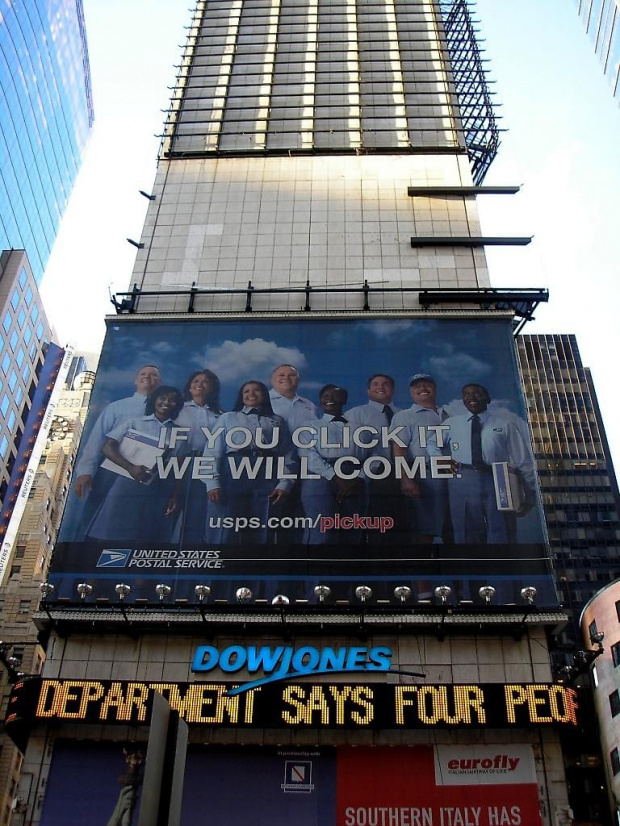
[[7, 624, 576, 826]]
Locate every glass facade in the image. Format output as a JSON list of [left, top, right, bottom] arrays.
[[576, 0, 620, 101], [0, 250, 52, 507], [0, 0, 94, 284], [517, 333, 620, 643]]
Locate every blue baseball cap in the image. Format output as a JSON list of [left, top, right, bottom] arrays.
[[409, 373, 435, 386]]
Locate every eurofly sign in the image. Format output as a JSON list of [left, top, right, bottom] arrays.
[[191, 644, 393, 694]]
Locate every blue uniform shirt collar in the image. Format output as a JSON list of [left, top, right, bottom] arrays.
[[411, 402, 440, 414], [143, 413, 176, 426], [368, 399, 395, 412], [467, 409, 491, 423], [270, 389, 302, 403]]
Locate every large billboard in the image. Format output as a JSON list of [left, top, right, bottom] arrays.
[[38, 743, 544, 826], [50, 316, 556, 605]]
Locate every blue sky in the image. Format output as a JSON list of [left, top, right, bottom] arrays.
[[95, 317, 524, 414], [40, 0, 620, 463]]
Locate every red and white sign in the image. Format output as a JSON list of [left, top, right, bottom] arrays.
[[337, 745, 541, 826], [434, 745, 537, 786]]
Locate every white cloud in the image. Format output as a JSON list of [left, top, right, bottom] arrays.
[[199, 338, 308, 382], [428, 352, 491, 378], [366, 320, 415, 340]]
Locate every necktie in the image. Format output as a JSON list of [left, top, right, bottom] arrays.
[[471, 414, 484, 469], [383, 405, 394, 424]]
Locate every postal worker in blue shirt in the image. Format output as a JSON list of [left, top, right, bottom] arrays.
[[269, 363, 318, 543], [269, 364, 318, 429], [346, 373, 404, 543], [430, 383, 537, 544], [203, 380, 296, 545], [69, 364, 162, 540], [74, 364, 162, 498], [84, 386, 186, 543], [391, 373, 450, 544], [299, 384, 367, 544]]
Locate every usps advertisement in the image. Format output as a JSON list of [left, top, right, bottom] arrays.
[[49, 316, 556, 604], [39, 743, 542, 825]]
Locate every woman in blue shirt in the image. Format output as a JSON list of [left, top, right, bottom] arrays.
[[204, 380, 296, 545], [175, 369, 224, 544], [84, 386, 185, 543]]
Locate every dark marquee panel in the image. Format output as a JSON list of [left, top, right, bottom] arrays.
[[6, 678, 579, 747]]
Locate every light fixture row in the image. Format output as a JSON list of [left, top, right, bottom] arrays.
[[40, 582, 538, 607]]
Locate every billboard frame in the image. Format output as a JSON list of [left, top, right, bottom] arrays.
[[45, 310, 559, 619]]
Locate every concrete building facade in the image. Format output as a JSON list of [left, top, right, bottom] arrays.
[[0, 366, 92, 824]]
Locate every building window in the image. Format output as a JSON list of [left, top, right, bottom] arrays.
[[18, 269, 27, 289], [36, 320, 44, 340], [612, 642, 620, 667], [16, 348, 24, 368], [3, 311, 12, 334], [9, 329, 18, 351], [610, 690, 620, 718], [1, 352, 11, 375], [14, 386, 23, 407], [18, 599, 30, 614], [30, 305, 39, 325], [17, 307, 26, 327], [10, 290, 19, 311], [24, 285, 33, 306], [8, 371, 17, 392], [23, 326, 31, 345], [0, 436, 8, 459], [0, 395, 9, 416], [611, 747, 620, 777], [7, 411, 16, 431]]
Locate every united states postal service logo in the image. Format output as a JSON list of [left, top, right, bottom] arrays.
[[281, 761, 314, 794], [96, 549, 131, 568]]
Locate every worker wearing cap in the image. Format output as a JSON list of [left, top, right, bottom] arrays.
[[391, 373, 450, 544]]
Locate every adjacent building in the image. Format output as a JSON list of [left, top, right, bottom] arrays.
[[576, 0, 620, 102], [581, 580, 620, 824], [0, 251, 53, 514], [517, 333, 620, 647], [0, 362, 92, 825], [0, 0, 94, 284]]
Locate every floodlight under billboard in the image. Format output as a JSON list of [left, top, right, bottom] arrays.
[[49, 315, 557, 607]]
